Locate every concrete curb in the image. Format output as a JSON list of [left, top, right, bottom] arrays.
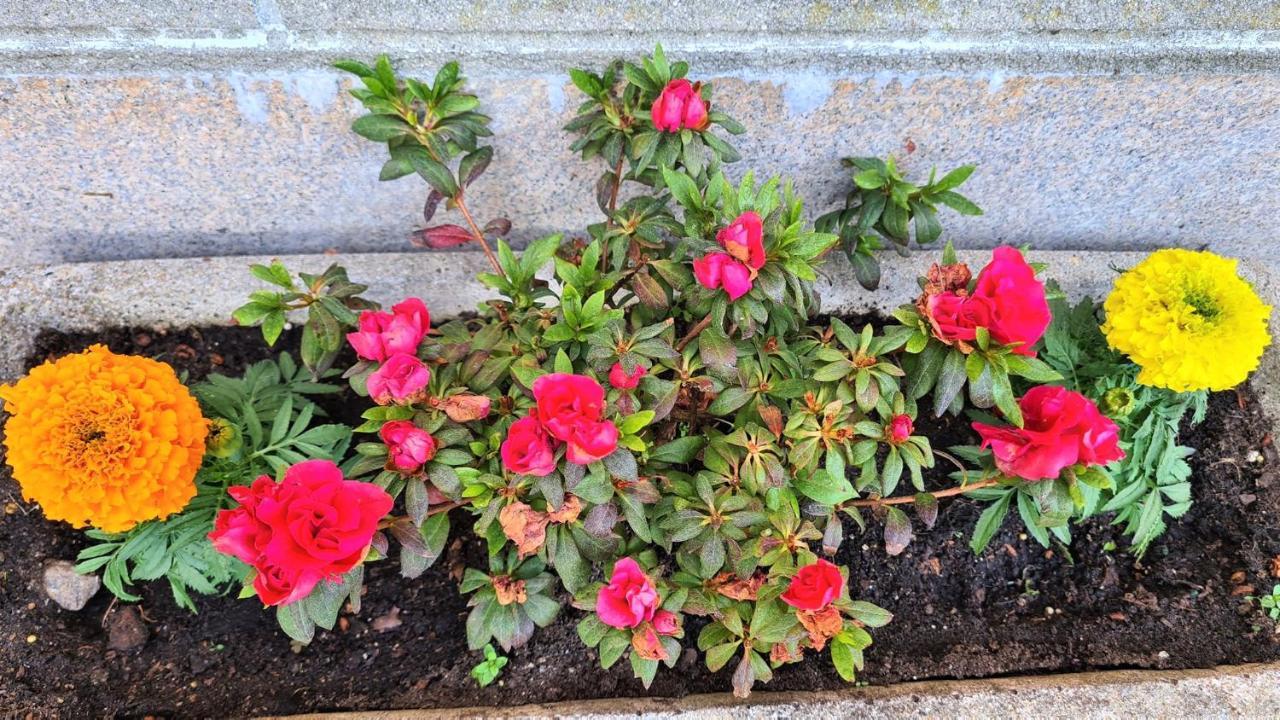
[[269, 661, 1280, 719], [1, 249, 1276, 419]]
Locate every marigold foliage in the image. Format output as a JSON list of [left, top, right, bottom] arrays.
[[0, 345, 207, 532], [1102, 249, 1272, 392]]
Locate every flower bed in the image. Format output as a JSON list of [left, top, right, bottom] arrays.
[[1, 47, 1278, 716], [2, 324, 1278, 716]]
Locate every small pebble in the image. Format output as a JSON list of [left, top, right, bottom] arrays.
[[106, 606, 149, 651], [1157, 650, 1170, 660], [25, 635, 37, 644], [42, 560, 101, 611]]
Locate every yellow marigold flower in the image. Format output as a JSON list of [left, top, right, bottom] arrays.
[[0, 345, 207, 532], [1102, 249, 1272, 392]]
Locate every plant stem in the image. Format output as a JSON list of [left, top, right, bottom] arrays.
[[404, 115, 504, 279], [848, 476, 1001, 508], [455, 196, 504, 277], [676, 315, 713, 352]]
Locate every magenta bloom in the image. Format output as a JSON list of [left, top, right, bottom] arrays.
[[693, 252, 754, 300], [346, 298, 431, 362], [209, 460, 393, 607], [887, 414, 914, 444], [366, 353, 431, 405], [596, 557, 660, 629], [532, 373, 619, 464], [972, 385, 1125, 481], [500, 416, 558, 477]]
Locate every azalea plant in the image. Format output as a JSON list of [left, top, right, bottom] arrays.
[[1, 45, 1273, 698]]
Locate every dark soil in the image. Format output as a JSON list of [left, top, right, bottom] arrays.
[[2, 325, 1279, 718]]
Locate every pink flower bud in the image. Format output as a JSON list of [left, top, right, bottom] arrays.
[[609, 362, 647, 390], [887, 414, 914, 444], [651, 79, 709, 133], [379, 420, 437, 474]]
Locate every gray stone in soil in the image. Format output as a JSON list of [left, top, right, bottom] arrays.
[[42, 560, 101, 612]]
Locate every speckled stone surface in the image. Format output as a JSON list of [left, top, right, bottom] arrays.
[[271, 0, 1280, 33], [1, 3, 1279, 262], [2, 71, 1279, 265], [275, 662, 1280, 719]]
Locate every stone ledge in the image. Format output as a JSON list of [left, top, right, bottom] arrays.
[[5, 29, 1280, 73], [268, 661, 1280, 719]]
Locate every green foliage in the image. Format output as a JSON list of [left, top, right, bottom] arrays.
[[565, 45, 743, 214], [233, 261, 375, 376], [816, 157, 981, 290], [959, 294, 1209, 556], [336, 55, 503, 252], [275, 566, 365, 644], [1041, 295, 1208, 555], [461, 551, 561, 652], [470, 644, 509, 687], [1249, 584, 1280, 621], [75, 354, 350, 611]]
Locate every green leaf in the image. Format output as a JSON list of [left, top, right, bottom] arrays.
[[706, 641, 741, 672], [411, 154, 460, 197], [932, 349, 967, 417], [853, 169, 884, 189], [351, 114, 411, 142], [277, 601, 316, 644], [649, 437, 705, 464], [934, 190, 983, 216], [831, 640, 857, 682], [969, 490, 1013, 554], [794, 470, 855, 506], [848, 601, 893, 628], [708, 387, 753, 415], [930, 165, 975, 193], [1016, 491, 1051, 548], [251, 261, 294, 289], [599, 631, 629, 669], [568, 68, 603, 98], [661, 166, 701, 209]]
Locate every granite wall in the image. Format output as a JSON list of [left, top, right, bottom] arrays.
[[2, 1, 1278, 264]]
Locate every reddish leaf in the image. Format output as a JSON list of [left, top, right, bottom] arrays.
[[757, 403, 783, 438], [583, 503, 619, 539], [631, 271, 668, 309], [423, 189, 444, 224], [412, 224, 473, 249], [914, 493, 939, 529], [484, 217, 512, 236], [883, 506, 913, 556]]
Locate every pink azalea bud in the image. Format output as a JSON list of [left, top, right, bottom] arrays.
[[651, 79, 710, 133], [609, 362, 647, 390], [887, 414, 914, 444], [379, 420, 437, 474]]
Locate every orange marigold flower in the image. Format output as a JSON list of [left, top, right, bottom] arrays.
[[0, 345, 207, 532]]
